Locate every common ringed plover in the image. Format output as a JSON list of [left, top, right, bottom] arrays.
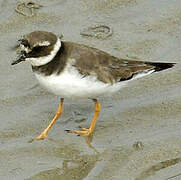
[[12, 31, 175, 140]]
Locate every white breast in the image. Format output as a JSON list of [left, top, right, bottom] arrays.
[[34, 64, 127, 99]]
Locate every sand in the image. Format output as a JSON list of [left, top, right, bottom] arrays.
[[1, 0, 181, 179]]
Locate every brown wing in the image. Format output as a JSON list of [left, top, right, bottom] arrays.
[[64, 41, 174, 84]]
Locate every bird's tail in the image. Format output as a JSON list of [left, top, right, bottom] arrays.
[[146, 62, 176, 72]]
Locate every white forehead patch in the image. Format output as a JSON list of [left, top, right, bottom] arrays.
[[26, 38, 61, 66], [19, 44, 31, 53]]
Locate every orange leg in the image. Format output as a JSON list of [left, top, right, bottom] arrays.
[[34, 98, 64, 140], [66, 99, 101, 136]]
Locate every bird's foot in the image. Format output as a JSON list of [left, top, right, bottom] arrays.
[[65, 127, 92, 136], [34, 132, 47, 140], [29, 132, 48, 142]]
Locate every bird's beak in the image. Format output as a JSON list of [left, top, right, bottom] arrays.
[[11, 51, 26, 65]]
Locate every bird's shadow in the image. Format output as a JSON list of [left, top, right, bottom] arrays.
[[28, 133, 99, 153]]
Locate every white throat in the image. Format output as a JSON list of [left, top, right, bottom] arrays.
[[26, 38, 61, 66]]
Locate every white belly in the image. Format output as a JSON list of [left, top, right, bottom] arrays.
[[34, 67, 126, 99]]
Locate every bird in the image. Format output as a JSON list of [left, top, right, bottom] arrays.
[[11, 31, 175, 140]]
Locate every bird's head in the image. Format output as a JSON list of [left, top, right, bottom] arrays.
[[12, 31, 61, 66]]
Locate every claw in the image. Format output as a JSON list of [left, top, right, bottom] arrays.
[[66, 128, 92, 136], [65, 129, 71, 133]]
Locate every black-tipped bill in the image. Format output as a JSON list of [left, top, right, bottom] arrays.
[[11, 52, 26, 65]]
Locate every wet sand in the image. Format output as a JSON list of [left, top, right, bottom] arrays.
[[1, 0, 181, 179]]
